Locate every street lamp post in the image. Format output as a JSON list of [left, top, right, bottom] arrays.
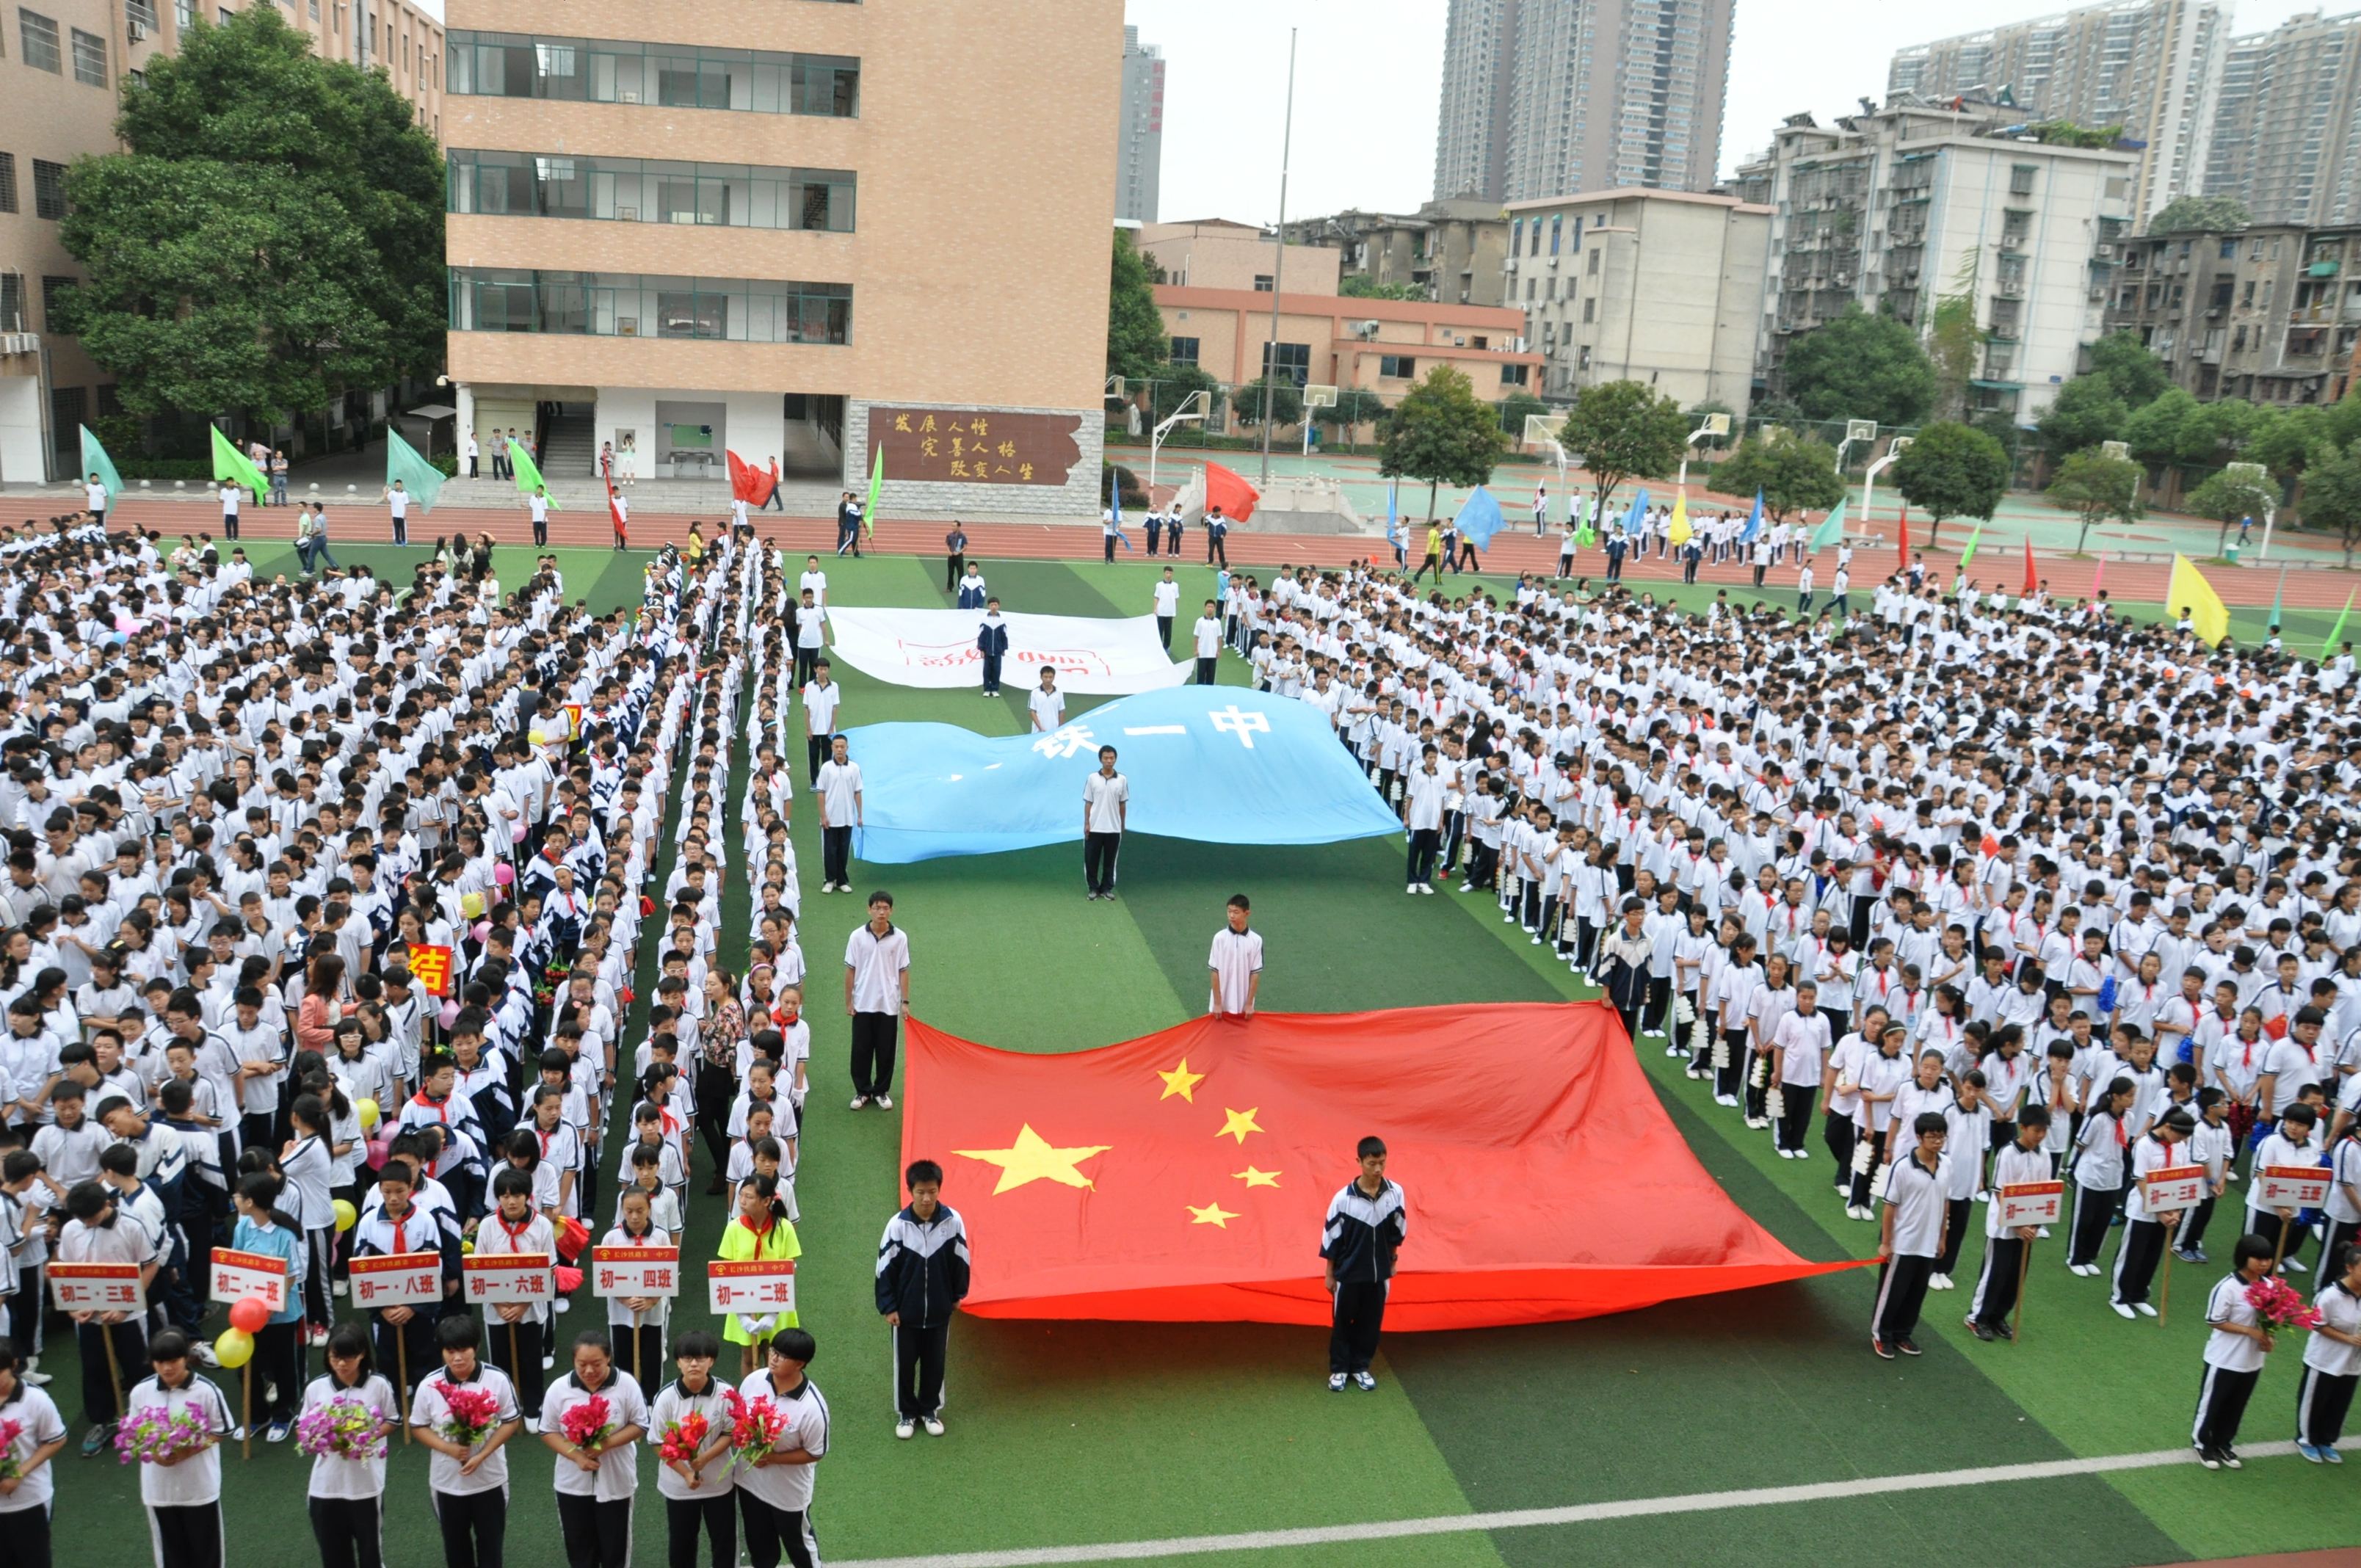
[[1257, 29, 1298, 490]]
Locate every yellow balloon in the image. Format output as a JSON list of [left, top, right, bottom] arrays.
[[214, 1329, 253, 1370], [460, 891, 486, 920], [460, 1237, 474, 1255], [355, 1097, 380, 1133], [331, 1198, 358, 1233]]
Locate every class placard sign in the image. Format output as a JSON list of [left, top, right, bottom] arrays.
[[2139, 1165, 2208, 1211], [462, 1252, 551, 1306], [591, 1246, 680, 1299], [208, 1247, 290, 1312], [349, 1252, 444, 1309], [707, 1260, 795, 1318], [2256, 1165, 2331, 1208], [51, 1261, 144, 1313], [1997, 1180, 2064, 1228]]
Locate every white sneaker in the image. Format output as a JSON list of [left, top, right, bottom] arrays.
[[1791, 1147, 1809, 1161], [525, 1417, 541, 1434], [1929, 1274, 1953, 1291], [19, 1369, 48, 1386], [849, 1095, 869, 1110], [1408, 884, 1421, 895], [191, 1343, 220, 1369], [2110, 1301, 2136, 1319], [922, 1416, 945, 1436], [877, 1094, 893, 1110], [1327, 1373, 1348, 1392], [2036, 1227, 2052, 1238], [895, 1420, 915, 1440], [2134, 1302, 2158, 1318], [1416, 884, 1435, 896], [332, 1280, 349, 1298], [2285, 1257, 2310, 1274], [554, 1298, 571, 1315]]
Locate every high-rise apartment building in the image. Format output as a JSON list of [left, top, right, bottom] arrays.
[[1117, 25, 1163, 225], [2203, 12, 2361, 227], [1433, 0, 1730, 204], [1887, 0, 2225, 218], [443, 0, 1123, 518]]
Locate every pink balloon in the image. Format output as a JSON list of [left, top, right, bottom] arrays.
[[472, 921, 491, 943], [366, 1133, 392, 1165], [493, 863, 515, 886], [438, 1001, 460, 1030]]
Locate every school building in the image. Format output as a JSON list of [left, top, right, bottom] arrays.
[[443, 0, 1123, 517]]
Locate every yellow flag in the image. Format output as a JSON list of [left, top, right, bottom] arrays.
[[2166, 553, 2230, 646], [1667, 490, 1692, 548]]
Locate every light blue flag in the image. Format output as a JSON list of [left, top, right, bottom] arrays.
[[1109, 478, 1133, 551], [1740, 489, 1764, 542], [1454, 485, 1505, 551], [1385, 481, 1399, 548], [1620, 487, 1649, 538], [838, 686, 1404, 863]]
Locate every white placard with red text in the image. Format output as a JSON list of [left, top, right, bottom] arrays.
[[707, 1260, 796, 1318], [462, 1252, 552, 1306], [1997, 1181, 2064, 1229], [590, 1246, 681, 1299], [2139, 1166, 2208, 1212], [349, 1252, 445, 1310], [50, 1261, 144, 1313], [208, 1247, 290, 1313], [2256, 1165, 2331, 1208]]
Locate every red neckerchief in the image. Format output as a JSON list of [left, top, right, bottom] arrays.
[[496, 1214, 537, 1246], [413, 1092, 450, 1123], [388, 1208, 410, 1254], [739, 1213, 775, 1240], [2114, 1116, 2128, 1147]]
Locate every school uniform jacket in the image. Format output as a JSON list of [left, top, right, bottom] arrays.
[[874, 1203, 972, 1328], [1321, 1179, 1408, 1285]]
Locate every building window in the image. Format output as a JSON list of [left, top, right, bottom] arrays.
[[1588, 248, 1600, 275], [1379, 354, 1416, 378], [1261, 341, 1310, 386], [447, 268, 852, 344], [40, 274, 72, 332], [32, 159, 65, 219], [126, 0, 155, 29], [1252, 274, 1273, 292], [1549, 214, 1561, 254], [69, 26, 104, 85], [446, 32, 859, 117], [1167, 335, 1198, 366], [0, 275, 22, 332], [0, 156, 18, 216], [1511, 217, 1523, 254], [1582, 297, 1596, 322], [2008, 164, 2037, 196], [447, 150, 857, 232], [1501, 363, 1528, 386], [18, 10, 59, 72], [48, 385, 81, 454]]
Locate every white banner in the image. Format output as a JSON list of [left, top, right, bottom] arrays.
[[823, 608, 1191, 694]]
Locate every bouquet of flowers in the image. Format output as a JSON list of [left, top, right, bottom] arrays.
[[294, 1397, 387, 1462], [436, 1382, 503, 1448], [722, 1386, 789, 1465], [0, 1416, 23, 1481], [113, 1405, 213, 1466], [2245, 1274, 2324, 1332], [657, 1410, 709, 1467], [557, 1394, 612, 1452]]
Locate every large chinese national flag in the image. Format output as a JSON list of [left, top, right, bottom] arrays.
[[726, 449, 777, 507], [901, 1001, 1863, 1331]]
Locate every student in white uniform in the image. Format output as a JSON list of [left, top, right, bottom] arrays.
[[0, 1336, 68, 1567], [410, 1313, 523, 1568], [1967, 1107, 2053, 1339], [1871, 1111, 1951, 1358], [2192, 1235, 2282, 1467], [540, 1329, 648, 1568], [300, 1324, 402, 1568], [647, 1329, 737, 1567], [734, 1328, 828, 1568], [1027, 667, 1065, 733], [126, 1329, 233, 1568]]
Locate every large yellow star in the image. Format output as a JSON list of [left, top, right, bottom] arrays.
[[1156, 1059, 1205, 1103], [1233, 1166, 1281, 1188], [1187, 1202, 1239, 1227], [952, 1124, 1112, 1196], [1216, 1106, 1263, 1144]]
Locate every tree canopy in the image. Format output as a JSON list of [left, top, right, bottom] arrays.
[[2148, 195, 2251, 236], [2299, 442, 2361, 566], [2045, 448, 2144, 553], [59, 4, 443, 421], [1557, 380, 1687, 515], [1381, 364, 1509, 516], [1712, 429, 1847, 520], [1777, 305, 1937, 427], [1890, 421, 2010, 547], [1106, 230, 1169, 384], [1339, 275, 1426, 301]]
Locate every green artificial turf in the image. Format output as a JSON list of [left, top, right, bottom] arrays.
[[31, 551, 2349, 1567]]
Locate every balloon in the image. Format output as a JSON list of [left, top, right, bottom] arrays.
[[438, 1001, 460, 1031], [472, 921, 491, 943], [213, 1329, 253, 1370], [366, 1133, 392, 1166], [332, 1198, 358, 1233], [494, 863, 515, 887], [227, 1295, 268, 1335], [460, 891, 485, 920], [355, 1097, 380, 1133], [460, 1237, 474, 1255]]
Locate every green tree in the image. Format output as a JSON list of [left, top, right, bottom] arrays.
[[2149, 195, 2252, 235], [1926, 256, 1985, 421], [1380, 364, 1510, 518], [2122, 386, 2197, 466], [1144, 363, 1223, 427], [2173, 398, 2260, 466], [1970, 409, 2025, 468], [1890, 421, 2010, 548], [1313, 387, 1388, 438], [1338, 275, 1426, 301], [58, 4, 442, 421], [2037, 374, 2132, 461], [1497, 389, 1548, 438], [2084, 332, 2173, 407], [2183, 468, 2279, 556], [1557, 379, 1688, 518], [2045, 447, 2144, 553], [2301, 442, 2361, 565], [1747, 394, 1809, 433], [1711, 430, 1848, 520], [2246, 404, 2329, 489], [1778, 304, 1937, 427], [1231, 377, 1305, 429], [1106, 229, 1169, 384]]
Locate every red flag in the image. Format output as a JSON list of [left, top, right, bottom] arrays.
[[1202, 460, 1260, 525], [726, 450, 777, 507], [2022, 534, 2037, 596], [901, 1001, 1862, 1330], [1896, 509, 1910, 573], [606, 483, 628, 546]]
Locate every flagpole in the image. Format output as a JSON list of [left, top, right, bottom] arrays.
[[1258, 27, 1297, 491]]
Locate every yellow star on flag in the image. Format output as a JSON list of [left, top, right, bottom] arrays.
[[1187, 1202, 1239, 1227], [1233, 1167, 1281, 1188], [1215, 1107, 1263, 1144], [952, 1124, 1112, 1196], [1156, 1059, 1205, 1103]]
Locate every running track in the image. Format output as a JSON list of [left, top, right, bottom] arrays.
[[95, 498, 2355, 609]]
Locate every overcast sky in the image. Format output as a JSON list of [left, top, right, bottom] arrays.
[[1126, 0, 2328, 222]]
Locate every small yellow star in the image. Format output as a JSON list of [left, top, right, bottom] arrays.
[[1156, 1059, 1205, 1103], [1215, 1107, 1263, 1144], [1187, 1202, 1240, 1227], [1233, 1167, 1281, 1188], [952, 1124, 1112, 1196]]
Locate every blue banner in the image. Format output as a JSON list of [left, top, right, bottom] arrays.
[[837, 686, 1404, 862], [1741, 489, 1764, 542], [1454, 486, 1505, 550]]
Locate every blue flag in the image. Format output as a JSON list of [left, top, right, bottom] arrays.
[[1109, 479, 1133, 551], [1454, 486, 1505, 551], [837, 686, 1404, 862], [1620, 487, 1649, 538], [1741, 489, 1764, 542], [1385, 481, 1399, 548]]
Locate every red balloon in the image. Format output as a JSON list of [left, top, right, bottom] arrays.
[[228, 1294, 269, 1334]]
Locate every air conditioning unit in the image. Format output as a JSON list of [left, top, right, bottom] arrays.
[[1, 334, 35, 355], [1504, 257, 1517, 272], [2096, 243, 2115, 258], [127, 18, 145, 40], [617, 90, 641, 103], [1354, 319, 1381, 338]]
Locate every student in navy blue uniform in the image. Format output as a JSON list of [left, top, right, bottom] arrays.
[[873, 1160, 970, 1440], [974, 600, 1009, 698], [1320, 1136, 1407, 1392]]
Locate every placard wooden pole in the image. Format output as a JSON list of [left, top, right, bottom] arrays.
[[2158, 1225, 2175, 1326], [397, 1333, 412, 1445], [241, 1360, 253, 1460], [101, 1324, 124, 1421], [2012, 1237, 2031, 1340]]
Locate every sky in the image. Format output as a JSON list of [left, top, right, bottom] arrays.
[[1125, 0, 2332, 222]]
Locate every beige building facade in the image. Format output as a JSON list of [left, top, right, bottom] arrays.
[[0, 0, 440, 484], [1138, 219, 1339, 297], [445, 0, 1122, 516], [1155, 285, 1537, 415]]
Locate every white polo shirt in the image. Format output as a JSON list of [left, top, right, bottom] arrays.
[[543, 1368, 649, 1501], [845, 923, 910, 1015], [816, 759, 860, 826], [410, 1365, 521, 1496], [1193, 617, 1223, 657], [1029, 685, 1065, 731], [126, 1371, 233, 1506], [1153, 581, 1180, 617], [1084, 771, 1129, 833], [1879, 1150, 1950, 1257], [803, 680, 841, 734], [731, 1369, 828, 1512], [1208, 926, 1263, 1014]]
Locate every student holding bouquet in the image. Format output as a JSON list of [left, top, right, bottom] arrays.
[[732, 1329, 827, 1568], [299, 1324, 400, 1568], [123, 1329, 233, 1568], [0, 1336, 68, 1568], [2194, 1234, 2293, 1469], [541, 1329, 648, 1568], [410, 1313, 522, 1568], [2296, 1242, 2361, 1462], [648, 1329, 737, 1568]]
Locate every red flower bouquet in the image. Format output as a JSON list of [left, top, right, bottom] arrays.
[[0, 1417, 23, 1480], [658, 1410, 709, 1467], [722, 1386, 789, 1464], [558, 1394, 612, 1451], [436, 1382, 503, 1448], [2245, 1274, 2324, 1332]]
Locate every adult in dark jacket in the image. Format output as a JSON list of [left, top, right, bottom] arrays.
[[875, 1160, 971, 1438]]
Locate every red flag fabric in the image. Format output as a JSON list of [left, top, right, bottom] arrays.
[[1202, 460, 1260, 525], [1896, 509, 1910, 572], [727, 450, 777, 507], [2023, 534, 2037, 596], [606, 483, 628, 545], [901, 1001, 1862, 1330]]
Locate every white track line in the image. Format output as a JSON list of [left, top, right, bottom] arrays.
[[835, 1442, 2340, 1568]]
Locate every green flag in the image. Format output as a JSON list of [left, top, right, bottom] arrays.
[[507, 436, 559, 509], [862, 443, 884, 538], [385, 428, 446, 515], [1808, 496, 1847, 551], [79, 424, 123, 507], [208, 426, 269, 499], [1956, 521, 1984, 570], [2268, 564, 2288, 630], [2324, 589, 2356, 658]]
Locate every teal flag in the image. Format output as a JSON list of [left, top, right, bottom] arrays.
[[209, 425, 269, 499], [1808, 497, 1847, 551], [78, 425, 123, 507], [509, 438, 559, 508], [2324, 589, 2356, 658], [2268, 564, 2288, 629], [385, 428, 445, 515]]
